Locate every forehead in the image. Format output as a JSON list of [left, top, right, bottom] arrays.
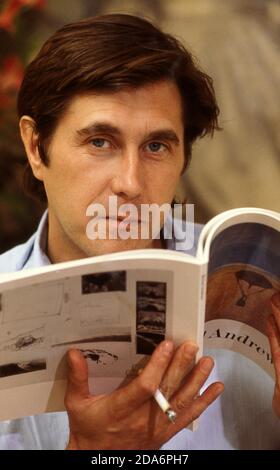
[[56, 80, 184, 134]]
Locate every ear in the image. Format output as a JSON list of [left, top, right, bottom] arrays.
[[19, 116, 46, 181]]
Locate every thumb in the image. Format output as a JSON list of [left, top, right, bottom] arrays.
[[65, 349, 90, 403]]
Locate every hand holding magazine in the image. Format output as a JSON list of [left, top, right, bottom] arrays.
[[0, 207, 279, 421]]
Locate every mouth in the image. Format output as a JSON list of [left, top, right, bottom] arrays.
[[105, 216, 143, 224]]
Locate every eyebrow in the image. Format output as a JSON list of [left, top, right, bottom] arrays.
[[76, 122, 180, 146], [76, 122, 121, 138]]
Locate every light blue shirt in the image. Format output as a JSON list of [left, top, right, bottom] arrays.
[[0, 212, 279, 449]]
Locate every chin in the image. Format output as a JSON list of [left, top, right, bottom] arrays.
[[84, 238, 155, 257]]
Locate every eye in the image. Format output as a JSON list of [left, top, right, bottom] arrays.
[[90, 138, 111, 149], [146, 142, 167, 153]]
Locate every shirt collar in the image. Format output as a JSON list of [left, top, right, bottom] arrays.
[[23, 210, 51, 269]]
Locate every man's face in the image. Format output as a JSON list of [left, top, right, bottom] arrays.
[[39, 80, 185, 261]]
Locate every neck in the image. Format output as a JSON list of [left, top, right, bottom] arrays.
[[46, 211, 87, 264]]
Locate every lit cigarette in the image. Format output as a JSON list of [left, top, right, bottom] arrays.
[[154, 389, 177, 423]]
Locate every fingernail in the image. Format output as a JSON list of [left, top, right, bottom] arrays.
[[215, 383, 224, 395], [67, 349, 80, 368], [200, 357, 214, 373], [67, 350, 74, 368], [271, 293, 280, 309], [161, 340, 173, 354], [183, 342, 198, 357]]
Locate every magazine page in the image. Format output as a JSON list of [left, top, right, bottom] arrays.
[[0, 251, 203, 421], [202, 216, 280, 377], [197, 207, 279, 259]]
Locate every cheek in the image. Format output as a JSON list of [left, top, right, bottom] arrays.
[[43, 171, 88, 225], [149, 166, 181, 195], [45, 153, 108, 202]]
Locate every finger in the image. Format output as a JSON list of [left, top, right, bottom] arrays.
[[65, 349, 90, 407], [159, 341, 198, 399], [113, 340, 174, 414], [267, 315, 280, 384], [170, 381, 224, 435], [271, 293, 280, 331], [172, 356, 215, 407], [190, 381, 224, 421]]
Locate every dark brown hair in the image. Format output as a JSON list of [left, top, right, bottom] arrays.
[[17, 14, 220, 202]]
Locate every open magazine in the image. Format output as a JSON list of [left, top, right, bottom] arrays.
[[0, 207, 279, 421]]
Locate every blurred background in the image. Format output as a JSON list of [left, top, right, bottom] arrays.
[[0, 0, 279, 253]]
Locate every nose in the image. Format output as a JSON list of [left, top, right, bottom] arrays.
[[110, 148, 144, 201]]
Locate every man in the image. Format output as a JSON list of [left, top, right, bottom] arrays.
[[0, 14, 279, 450]]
